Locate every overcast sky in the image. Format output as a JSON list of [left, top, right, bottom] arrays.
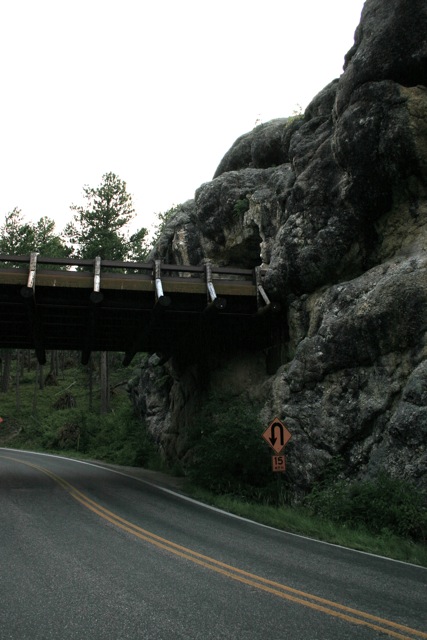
[[0, 0, 365, 237]]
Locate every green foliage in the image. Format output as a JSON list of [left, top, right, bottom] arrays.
[[185, 485, 427, 566], [21, 405, 158, 467], [65, 172, 149, 262], [305, 471, 427, 542], [0, 208, 35, 254], [286, 105, 304, 125], [0, 351, 160, 468], [232, 198, 249, 218], [186, 394, 284, 502], [0, 209, 69, 259], [80, 407, 158, 467], [150, 204, 181, 247], [32, 216, 71, 259]]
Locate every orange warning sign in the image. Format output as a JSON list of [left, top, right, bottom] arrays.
[[262, 418, 291, 454], [272, 455, 286, 472]]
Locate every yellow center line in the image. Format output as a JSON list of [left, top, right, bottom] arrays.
[[3, 455, 426, 640]]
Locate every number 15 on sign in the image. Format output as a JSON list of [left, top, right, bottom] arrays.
[[272, 455, 286, 472]]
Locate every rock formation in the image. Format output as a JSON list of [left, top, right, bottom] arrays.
[[131, 0, 427, 493]]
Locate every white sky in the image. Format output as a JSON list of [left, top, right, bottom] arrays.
[[0, 0, 365, 237]]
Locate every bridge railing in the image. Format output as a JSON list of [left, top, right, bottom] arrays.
[[0, 253, 256, 276], [0, 253, 278, 313]]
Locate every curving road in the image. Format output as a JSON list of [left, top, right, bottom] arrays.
[[1, 448, 426, 640]]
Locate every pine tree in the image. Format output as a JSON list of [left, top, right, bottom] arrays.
[[65, 172, 148, 413], [65, 172, 148, 262]]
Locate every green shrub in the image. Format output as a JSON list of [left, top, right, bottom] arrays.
[[186, 394, 287, 503], [305, 472, 427, 542], [11, 396, 160, 468], [87, 410, 158, 467], [232, 198, 250, 218]]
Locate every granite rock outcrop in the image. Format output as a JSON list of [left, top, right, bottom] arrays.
[[132, 0, 427, 492]]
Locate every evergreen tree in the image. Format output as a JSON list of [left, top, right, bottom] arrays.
[[0, 208, 70, 259], [33, 216, 71, 258], [0, 208, 35, 254], [65, 172, 148, 262], [65, 172, 148, 413]]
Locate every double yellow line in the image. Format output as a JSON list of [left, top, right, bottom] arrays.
[[3, 455, 427, 640]]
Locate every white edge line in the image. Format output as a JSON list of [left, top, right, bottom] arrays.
[[1, 447, 426, 571]]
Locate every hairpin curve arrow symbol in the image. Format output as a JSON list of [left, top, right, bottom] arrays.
[[262, 418, 291, 454]]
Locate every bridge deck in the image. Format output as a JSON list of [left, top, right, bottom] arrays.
[[0, 254, 281, 365]]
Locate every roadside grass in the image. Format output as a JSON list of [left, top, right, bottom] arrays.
[[183, 485, 427, 568]]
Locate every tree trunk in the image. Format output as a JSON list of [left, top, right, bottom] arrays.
[[1, 350, 12, 393], [20, 353, 25, 377], [60, 350, 66, 378], [100, 351, 109, 414], [50, 350, 59, 378], [15, 350, 21, 411], [32, 361, 39, 413], [38, 362, 44, 391], [87, 357, 94, 412]]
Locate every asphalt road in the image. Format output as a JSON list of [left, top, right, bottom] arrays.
[[1, 448, 426, 640]]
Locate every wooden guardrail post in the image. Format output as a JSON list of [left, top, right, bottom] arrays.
[[204, 259, 226, 312], [255, 267, 281, 315], [89, 256, 104, 304], [154, 260, 171, 310]]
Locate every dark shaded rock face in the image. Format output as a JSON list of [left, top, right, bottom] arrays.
[[138, 0, 427, 493]]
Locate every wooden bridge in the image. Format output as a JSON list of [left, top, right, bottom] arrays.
[[0, 253, 282, 367]]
